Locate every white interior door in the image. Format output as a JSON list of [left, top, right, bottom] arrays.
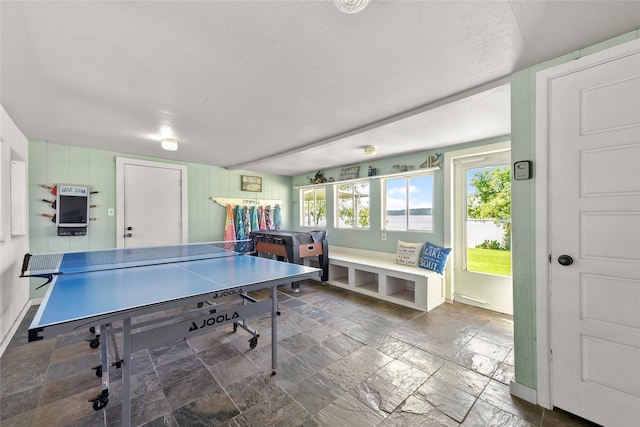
[[116, 158, 188, 248], [549, 48, 640, 426], [453, 149, 513, 315]]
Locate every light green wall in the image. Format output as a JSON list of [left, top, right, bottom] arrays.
[[28, 140, 292, 298], [510, 30, 640, 390], [291, 135, 510, 251]]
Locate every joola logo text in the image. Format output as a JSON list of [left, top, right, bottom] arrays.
[[189, 312, 240, 331]]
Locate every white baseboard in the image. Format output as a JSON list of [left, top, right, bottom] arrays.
[[0, 299, 35, 358], [510, 380, 537, 405]]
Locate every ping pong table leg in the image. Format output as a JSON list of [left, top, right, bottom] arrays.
[[271, 285, 278, 376], [122, 317, 132, 427], [99, 324, 109, 382]]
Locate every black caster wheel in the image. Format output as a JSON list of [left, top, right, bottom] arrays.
[[249, 336, 258, 349], [95, 367, 102, 377], [92, 396, 108, 411], [89, 390, 109, 411], [89, 338, 100, 349], [89, 326, 95, 334], [233, 323, 238, 333]]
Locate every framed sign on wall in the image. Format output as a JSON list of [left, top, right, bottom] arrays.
[[241, 175, 262, 192]]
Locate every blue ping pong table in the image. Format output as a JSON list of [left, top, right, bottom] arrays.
[[21, 242, 320, 427]]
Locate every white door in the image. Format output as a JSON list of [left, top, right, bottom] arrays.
[[116, 158, 188, 248], [453, 149, 513, 315], [549, 49, 640, 426]]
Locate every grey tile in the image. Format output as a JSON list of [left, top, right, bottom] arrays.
[[462, 399, 533, 427], [479, 380, 543, 426], [432, 361, 490, 397], [295, 344, 342, 372], [416, 376, 476, 422], [148, 340, 194, 367], [398, 346, 447, 375], [206, 354, 260, 388], [371, 335, 413, 359], [319, 346, 392, 392], [351, 359, 430, 415], [171, 387, 240, 426], [284, 374, 345, 415], [380, 395, 459, 427], [462, 337, 511, 362], [225, 371, 288, 412], [321, 332, 364, 357], [451, 348, 501, 377], [314, 392, 385, 426], [492, 362, 515, 385], [242, 394, 308, 427], [0, 386, 40, 421]]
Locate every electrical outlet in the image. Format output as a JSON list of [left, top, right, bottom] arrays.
[[108, 208, 115, 216], [381, 233, 386, 241]]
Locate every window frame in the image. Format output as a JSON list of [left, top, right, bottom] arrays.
[[299, 186, 327, 228], [382, 171, 435, 233], [334, 179, 370, 230]]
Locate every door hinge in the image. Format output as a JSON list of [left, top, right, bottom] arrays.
[[549, 253, 552, 264]]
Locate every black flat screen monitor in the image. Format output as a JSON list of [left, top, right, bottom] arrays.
[[58, 195, 88, 226]]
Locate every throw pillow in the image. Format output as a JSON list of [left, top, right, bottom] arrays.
[[418, 242, 451, 274], [395, 241, 423, 266]]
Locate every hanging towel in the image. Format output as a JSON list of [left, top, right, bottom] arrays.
[[223, 204, 237, 248], [251, 206, 260, 232], [274, 205, 283, 230], [259, 206, 267, 230], [243, 206, 251, 234], [265, 206, 273, 230], [235, 205, 245, 240]]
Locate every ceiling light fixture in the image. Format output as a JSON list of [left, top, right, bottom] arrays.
[[335, 0, 370, 14], [161, 138, 179, 151], [364, 145, 377, 156]]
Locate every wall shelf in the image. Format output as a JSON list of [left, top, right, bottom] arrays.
[[293, 166, 440, 189]]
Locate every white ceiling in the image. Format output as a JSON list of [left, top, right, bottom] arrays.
[[1, 1, 639, 176]]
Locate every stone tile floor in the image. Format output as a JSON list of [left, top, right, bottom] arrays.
[[1, 280, 598, 426]]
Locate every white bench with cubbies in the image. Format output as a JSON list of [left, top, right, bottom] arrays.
[[312, 246, 445, 311]]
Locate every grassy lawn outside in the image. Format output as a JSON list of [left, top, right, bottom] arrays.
[[467, 248, 512, 276]]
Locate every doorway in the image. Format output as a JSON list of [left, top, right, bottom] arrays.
[[115, 157, 188, 248], [535, 38, 640, 425], [445, 141, 512, 314]]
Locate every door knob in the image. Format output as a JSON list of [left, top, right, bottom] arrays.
[[127, 226, 133, 231], [125, 233, 132, 238], [558, 255, 573, 266]]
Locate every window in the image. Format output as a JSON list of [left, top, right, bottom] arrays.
[[384, 173, 433, 231], [300, 187, 326, 227], [335, 181, 369, 229]]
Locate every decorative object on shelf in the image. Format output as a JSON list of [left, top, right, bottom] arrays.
[[391, 164, 414, 173], [338, 166, 360, 180], [420, 153, 443, 169], [367, 166, 377, 176], [311, 171, 327, 184], [241, 175, 262, 192]]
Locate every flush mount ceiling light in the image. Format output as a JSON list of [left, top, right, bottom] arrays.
[[161, 138, 179, 151], [364, 145, 377, 156], [335, 0, 370, 14]]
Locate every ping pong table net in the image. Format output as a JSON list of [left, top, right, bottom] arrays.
[[21, 240, 255, 280]]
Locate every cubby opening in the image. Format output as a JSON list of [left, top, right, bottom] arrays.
[[329, 264, 349, 286], [386, 276, 415, 303], [354, 269, 378, 292]]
